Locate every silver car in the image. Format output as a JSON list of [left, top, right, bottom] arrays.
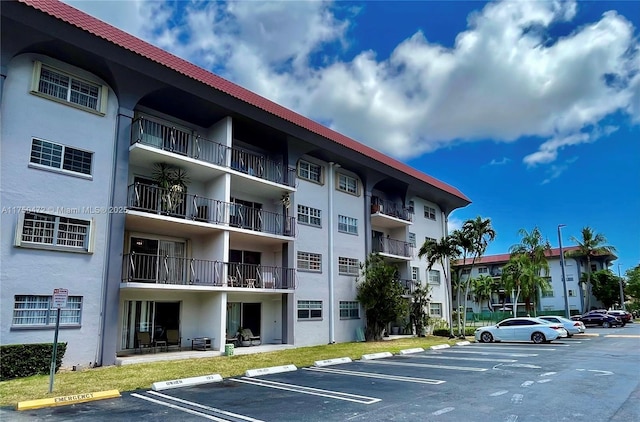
[[539, 315, 586, 337], [475, 317, 568, 344]]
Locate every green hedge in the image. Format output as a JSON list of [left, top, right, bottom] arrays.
[[0, 343, 66, 381], [433, 327, 476, 337]]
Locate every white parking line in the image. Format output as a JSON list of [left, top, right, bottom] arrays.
[[490, 390, 509, 397], [231, 377, 381, 404], [432, 407, 455, 415], [303, 366, 445, 384], [131, 393, 234, 421], [521, 381, 534, 387], [362, 359, 488, 372], [504, 414, 519, 422], [462, 345, 558, 352], [404, 355, 517, 363], [511, 394, 524, 404], [539, 372, 557, 377], [147, 391, 263, 421], [441, 350, 538, 357], [537, 379, 552, 384]]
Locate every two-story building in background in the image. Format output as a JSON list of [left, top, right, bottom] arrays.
[[0, 0, 470, 368], [452, 247, 617, 316]]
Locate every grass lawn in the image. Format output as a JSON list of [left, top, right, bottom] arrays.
[[0, 336, 463, 407]]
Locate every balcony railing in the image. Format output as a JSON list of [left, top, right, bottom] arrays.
[[122, 253, 296, 289], [398, 279, 417, 295], [373, 237, 414, 258], [131, 116, 296, 187], [127, 183, 296, 237], [371, 197, 413, 222]]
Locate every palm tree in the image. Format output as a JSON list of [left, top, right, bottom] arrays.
[[501, 254, 529, 314], [418, 236, 460, 338], [509, 227, 551, 316], [459, 217, 496, 333], [472, 275, 495, 313], [449, 229, 473, 335], [568, 227, 617, 311]]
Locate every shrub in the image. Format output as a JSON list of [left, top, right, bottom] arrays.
[[432, 327, 476, 337], [0, 343, 66, 381]]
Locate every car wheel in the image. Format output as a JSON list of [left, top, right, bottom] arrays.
[[567, 334, 573, 338], [621, 323, 626, 327], [602, 321, 611, 328], [531, 332, 546, 344], [480, 332, 494, 343]]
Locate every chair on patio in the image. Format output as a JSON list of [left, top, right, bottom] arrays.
[[226, 331, 239, 346], [166, 329, 182, 351], [136, 331, 154, 353], [238, 328, 261, 346]]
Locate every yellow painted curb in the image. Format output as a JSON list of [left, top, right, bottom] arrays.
[[17, 390, 121, 411]]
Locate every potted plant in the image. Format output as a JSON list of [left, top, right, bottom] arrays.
[[152, 163, 190, 214]]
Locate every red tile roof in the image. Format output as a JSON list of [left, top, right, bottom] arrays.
[[452, 246, 618, 266], [19, 0, 470, 202]]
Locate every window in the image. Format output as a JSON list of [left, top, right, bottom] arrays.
[[339, 301, 360, 319], [408, 200, 415, 214], [408, 233, 416, 247], [12, 295, 82, 327], [31, 62, 107, 114], [30, 138, 93, 176], [297, 205, 321, 227], [16, 212, 93, 252], [412, 267, 419, 281], [429, 303, 442, 317], [338, 257, 359, 275], [478, 267, 488, 274], [590, 264, 597, 272], [297, 160, 322, 183], [568, 290, 577, 297], [297, 251, 322, 272], [462, 268, 471, 275], [541, 289, 554, 298], [424, 206, 436, 220], [428, 270, 441, 284], [567, 276, 574, 281], [338, 215, 358, 234], [337, 173, 358, 195], [425, 236, 437, 243], [298, 300, 322, 320]]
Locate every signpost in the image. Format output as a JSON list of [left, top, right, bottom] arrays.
[[49, 288, 68, 393]]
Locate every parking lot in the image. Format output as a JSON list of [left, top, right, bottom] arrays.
[[7, 324, 640, 421]]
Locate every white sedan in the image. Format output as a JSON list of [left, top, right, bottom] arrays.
[[538, 315, 586, 337], [475, 317, 568, 344]]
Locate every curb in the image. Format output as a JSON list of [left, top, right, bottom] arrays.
[[429, 344, 451, 350], [17, 390, 121, 411], [456, 341, 471, 346], [398, 348, 424, 355], [361, 352, 393, 360], [314, 357, 352, 367], [246, 364, 297, 377]]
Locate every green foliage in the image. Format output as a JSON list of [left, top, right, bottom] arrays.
[[410, 284, 432, 336], [625, 265, 640, 301], [0, 343, 66, 381], [590, 270, 624, 309], [356, 254, 409, 341], [433, 327, 475, 337]]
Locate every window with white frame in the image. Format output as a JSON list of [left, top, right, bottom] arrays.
[[297, 160, 322, 183], [478, 267, 488, 274], [428, 270, 441, 284], [297, 205, 321, 227], [462, 268, 471, 275], [541, 289, 554, 297], [30, 138, 93, 176], [339, 301, 360, 319], [338, 215, 358, 234], [31, 62, 107, 114], [424, 206, 436, 220], [12, 295, 82, 327], [408, 232, 416, 247], [17, 212, 93, 252], [298, 300, 322, 320], [412, 267, 419, 281], [338, 257, 359, 275], [429, 303, 442, 317], [425, 236, 437, 243], [297, 251, 322, 272], [408, 200, 415, 214], [567, 275, 574, 281], [337, 173, 358, 195], [568, 290, 577, 297]]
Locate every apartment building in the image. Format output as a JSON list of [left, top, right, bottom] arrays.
[[452, 247, 617, 315], [0, 0, 470, 367]]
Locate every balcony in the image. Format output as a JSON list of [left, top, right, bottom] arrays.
[[398, 279, 417, 295], [126, 183, 295, 238], [371, 197, 413, 229], [121, 253, 296, 289], [130, 116, 296, 188], [373, 237, 414, 261]]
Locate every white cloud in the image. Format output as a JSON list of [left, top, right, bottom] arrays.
[[63, 0, 640, 165], [488, 157, 511, 166], [447, 216, 464, 234], [541, 157, 579, 185]]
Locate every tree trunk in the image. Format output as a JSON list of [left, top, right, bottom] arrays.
[[585, 256, 592, 311]]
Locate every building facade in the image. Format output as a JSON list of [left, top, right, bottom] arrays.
[[452, 247, 617, 316], [0, 0, 470, 367]]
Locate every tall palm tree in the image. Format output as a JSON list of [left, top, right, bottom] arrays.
[[449, 229, 472, 335], [568, 227, 617, 311], [508, 227, 551, 316], [418, 236, 460, 338], [459, 217, 496, 333], [472, 275, 495, 313], [501, 254, 530, 315]]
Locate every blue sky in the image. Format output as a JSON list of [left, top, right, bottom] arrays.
[[64, 0, 640, 274]]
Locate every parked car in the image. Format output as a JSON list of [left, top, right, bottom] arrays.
[[606, 310, 632, 325], [475, 317, 568, 344], [571, 312, 622, 328], [538, 315, 586, 337]]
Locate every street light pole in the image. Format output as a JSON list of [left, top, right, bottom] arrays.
[[618, 264, 625, 311], [558, 225, 570, 318]]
